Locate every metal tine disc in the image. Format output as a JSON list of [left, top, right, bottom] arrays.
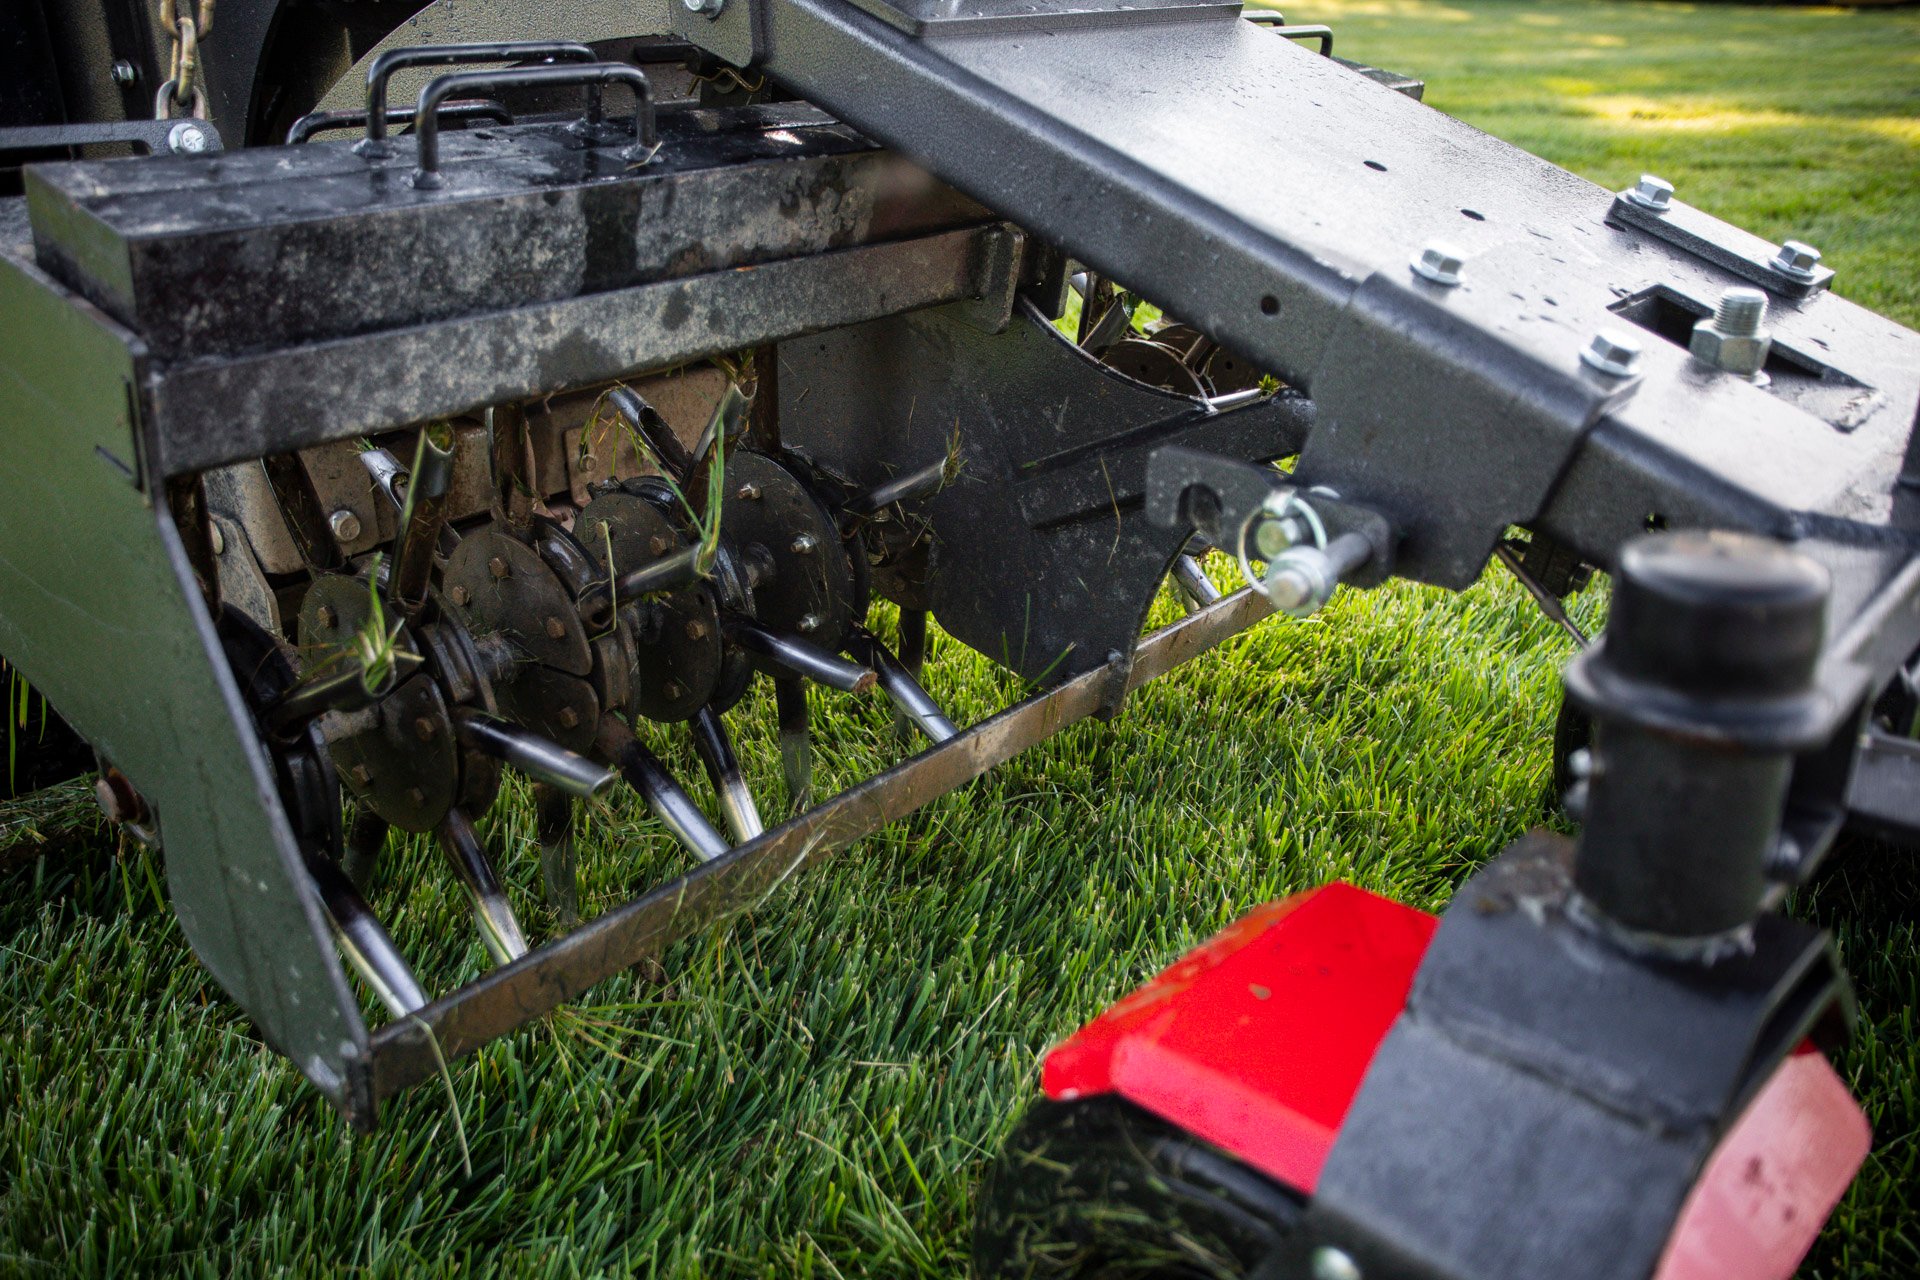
[[846, 626, 958, 745], [1170, 553, 1222, 614], [596, 715, 731, 862], [689, 706, 764, 842], [452, 707, 617, 799], [437, 807, 532, 963], [730, 619, 875, 694], [533, 783, 581, 927], [304, 848, 430, 1016], [773, 674, 812, 812]]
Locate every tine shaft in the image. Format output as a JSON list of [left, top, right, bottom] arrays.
[[1171, 554, 1221, 614], [774, 675, 813, 812], [596, 716, 731, 862], [849, 628, 958, 745], [388, 422, 457, 619], [689, 707, 764, 842], [359, 448, 408, 511], [342, 806, 390, 892], [306, 849, 430, 1016], [896, 608, 929, 677], [533, 783, 581, 927], [609, 386, 694, 483], [845, 457, 948, 516], [266, 653, 414, 736], [731, 619, 875, 693], [437, 808, 531, 963], [688, 383, 750, 476], [453, 708, 617, 798]]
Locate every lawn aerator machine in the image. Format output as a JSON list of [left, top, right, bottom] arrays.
[[2, 1, 1916, 1276]]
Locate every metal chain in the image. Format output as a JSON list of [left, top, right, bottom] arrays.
[[154, 0, 216, 119]]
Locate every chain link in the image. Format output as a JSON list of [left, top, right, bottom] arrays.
[[155, 0, 216, 119]]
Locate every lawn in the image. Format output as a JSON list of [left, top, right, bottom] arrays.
[[3, 1, 1917, 1275]]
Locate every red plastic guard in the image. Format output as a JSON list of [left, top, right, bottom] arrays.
[[1042, 883, 1436, 1195]]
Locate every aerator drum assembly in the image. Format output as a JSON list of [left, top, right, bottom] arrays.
[[2, 1, 1917, 1275]]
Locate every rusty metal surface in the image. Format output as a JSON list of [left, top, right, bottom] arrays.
[[365, 583, 1275, 1113]]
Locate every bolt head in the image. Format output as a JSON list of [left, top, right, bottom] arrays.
[[649, 534, 671, 556], [1311, 1247, 1363, 1280], [736, 483, 761, 501], [208, 522, 226, 557], [316, 605, 337, 630], [790, 533, 818, 556], [449, 584, 471, 607], [110, 60, 138, 86], [1581, 329, 1644, 379], [413, 716, 436, 742], [685, 619, 709, 642], [683, 0, 727, 15], [798, 613, 823, 633], [1690, 320, 1771, 377], [351, 763, 373, 788], [544, 616, 568, 641], [328, 509, 363, 543], [1771, 239, 1822, 280], [167, 121, 209, 155], [488, 556, 510, 580], [557, 706, 580, 730], [1252, 515, 1298, 561], [1623, 173, 1674, 212], [663, 680, 685, 700], [1410, 241, 1465, 287]]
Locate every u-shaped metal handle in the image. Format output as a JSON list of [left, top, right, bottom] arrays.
[[356, 41, 596, 157], [409, 62, 658, 189]]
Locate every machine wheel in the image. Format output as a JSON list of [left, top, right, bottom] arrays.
[[972, 1096, 1304, 1280]]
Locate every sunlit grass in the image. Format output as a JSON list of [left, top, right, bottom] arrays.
[[3, 2, 1917, 1275]]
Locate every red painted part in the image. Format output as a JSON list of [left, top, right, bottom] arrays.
[[1042, 883, 1437, 1194], [1654, 1043, 1872, 1280]]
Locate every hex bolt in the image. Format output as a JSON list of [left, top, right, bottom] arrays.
[[1622, 173, 1674, 213], [684, 0, 727, 15], [167, 121, 210, 155], [790, 533, 818, 556], [544, 616, 568, 641], [1580, 329, 1643, 379], [449, 584, 471, 607], [663, 679, 685, 700], [1690, 287, 1772, 379], [557, 706, 580, 730], [685, 619, 709, 641], [1771, 239, 1822, 281], [110, 60, 138, 86], [798, 613, 823, 633], [328, 509, 363, 543], [1311, 1247, 1363, 1280], [1410, 241, 1465, 287], [316, 605, 337, 629], [409, 787, 426, 807], [649, 534, 671, 556], [488, 556, 511, 580], [351, 763, 373, 788], [736, 483, 762, 501], [414, 716, 436, 742]]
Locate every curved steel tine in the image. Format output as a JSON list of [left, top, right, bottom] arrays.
[[773, 675, 813, 813], [533, 783, 581, 927], [609, 386, 694, 484], [596, 716, 731, 862], [848, 627, 958, 745], [436, 808, 531, 963], [689, 707, 764, 842], [360, 445, 461, 554], [342, 806, 390, 893], [305, 848, 429, 1016], [730, 619, 875, 693], [452, 708, 617, 799]]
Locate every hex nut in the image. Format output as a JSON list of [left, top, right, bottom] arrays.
[[1410, 242, 1465, 287], [328, 508, 363, 543], [1622, 174, 1674, 212], [683, 0, 726, 14], [1581, 329, 1643, 379], [167, 121, 210, 155], [1690, 320, 1771, 378], [1771, 239, 1822, 281]]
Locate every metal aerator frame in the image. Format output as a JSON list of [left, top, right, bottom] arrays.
[[2, 0, 1919, 1132]]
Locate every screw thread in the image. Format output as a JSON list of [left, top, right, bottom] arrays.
[[1714, 288, 1768, 336]]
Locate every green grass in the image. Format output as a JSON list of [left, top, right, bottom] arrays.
[[3, 2, 1918, 1274]]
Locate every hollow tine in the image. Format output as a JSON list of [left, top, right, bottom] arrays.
[[388, 423, 457, 618], [597, 720, 731, 862], [609, 386, 694, 483], [611, 544, 702, 603], [845, 457, 948, 517], [848, 628, 958, 745], [436, 807, 531, 963], [774, 675, 813, 812], [359, 448, 408, 511], [689, 707, 764, 842], [1171, 554, 1221, 615], [533, 783, 581, 928], [730, 619, 876, 694], [305, 848, 429, 1016], [266, 654, 413, 737], [452, 708, 617, 799], [689, 383, 750, 474], [342, 806, 390, 893]]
